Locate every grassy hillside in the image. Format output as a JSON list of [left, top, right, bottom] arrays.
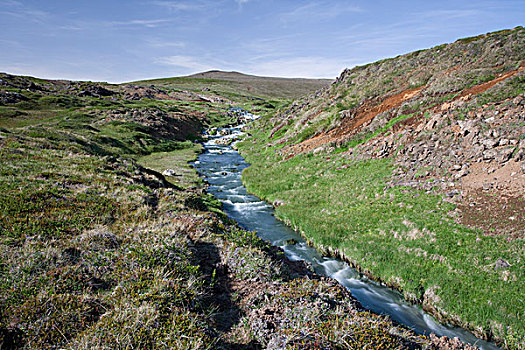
[[132, 70, 331, 101], [238, 27, 525, 349]]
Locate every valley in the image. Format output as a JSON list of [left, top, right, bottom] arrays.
[[1, 27, 524, 349]]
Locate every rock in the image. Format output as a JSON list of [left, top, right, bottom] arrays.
[[0, 91, 28, 104], [215, 137, 234, 146], [446, 189, 461, 197], [273, 200, 284, 207], [454, 169, 469, 178], [482, 149, 497, 160], [482, 183, 493, 191], [458, 120, 479, 137], [497, 147, 514, 163], [440, 102, 451, 111], [162, 169, 177, 176], [424, 114, 441, 130], [285, 238, 298, 245], [495, 258, 511, 269], [482, 139, 498, 148]]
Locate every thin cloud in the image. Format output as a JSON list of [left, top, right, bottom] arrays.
[[110, 19, 171, 28], [0, 5, 50, 24], [155, 53, 356, 79], [155, 55, 218, 72], [243, 33, 303, 57], [0, 38, 22, 48], [281, 1, 362, 23], [151, 1, 211, 12], [0, 0, 22, 7], [246, 56, 347, 79], [146, 39, 186, 48], [414, 9, 482, 19]]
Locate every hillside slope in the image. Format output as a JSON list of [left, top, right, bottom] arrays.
[[238, 27, 525, 349], [132, 70, 332, 100]]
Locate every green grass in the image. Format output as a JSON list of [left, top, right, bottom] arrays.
[[0, 99, 220, 348], [237, 125, 525, 347], [339, 113, 416, 150], [131, 72, 331, 100], [476, 73, 525, 106], [1, 89, 429, 348], [137, 144, 203, 189]]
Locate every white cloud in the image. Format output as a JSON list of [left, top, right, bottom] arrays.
[[414, 9, 482, 20], [109, 19, 171, 28], [155, 55, 218, 72], [280, 1, 362, 23], [151, 1, 210, 12], [0, 4, 50, 23], [146, 39, 186, 48], [246, 56, 348, 79]]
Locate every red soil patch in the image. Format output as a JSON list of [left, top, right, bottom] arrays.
[[289, 87, 424, 154], [286, 61, 524, 156], [460, 62, 525, 98]]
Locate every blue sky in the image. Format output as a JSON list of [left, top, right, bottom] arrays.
[[1, 0, 523, 82]]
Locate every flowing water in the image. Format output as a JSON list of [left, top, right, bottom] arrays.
[[192, 122, 499, 350]]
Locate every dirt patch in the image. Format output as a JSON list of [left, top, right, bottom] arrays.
[[336, 87, 424, 138], [458, 160, 525, 240], [460, 62, 525, 98], [457, 189, 524, 240], [289, 87, 424, 155], [462, 160, 525, 195]]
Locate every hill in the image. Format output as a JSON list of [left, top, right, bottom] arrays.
[[131, 70, 332, 100], [237, 27, 525, 349]]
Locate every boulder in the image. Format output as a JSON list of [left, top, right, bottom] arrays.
[[495, 258, 511, 269], [481, 139, 498, 148], [496, 147, 514, 164], [482, 149, 497, 161], [162, 169, 177, 177]]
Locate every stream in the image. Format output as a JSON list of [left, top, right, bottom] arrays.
[[192, 121, 499, 350]]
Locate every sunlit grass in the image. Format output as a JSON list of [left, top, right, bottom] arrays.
[[237, 124, 525, 347]]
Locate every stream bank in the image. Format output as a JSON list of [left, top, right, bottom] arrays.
[[193, 121, 500, 350]]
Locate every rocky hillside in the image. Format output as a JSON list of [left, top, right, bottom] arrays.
[[265, 26, 525, 240], [238, 27, 524, 349]]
